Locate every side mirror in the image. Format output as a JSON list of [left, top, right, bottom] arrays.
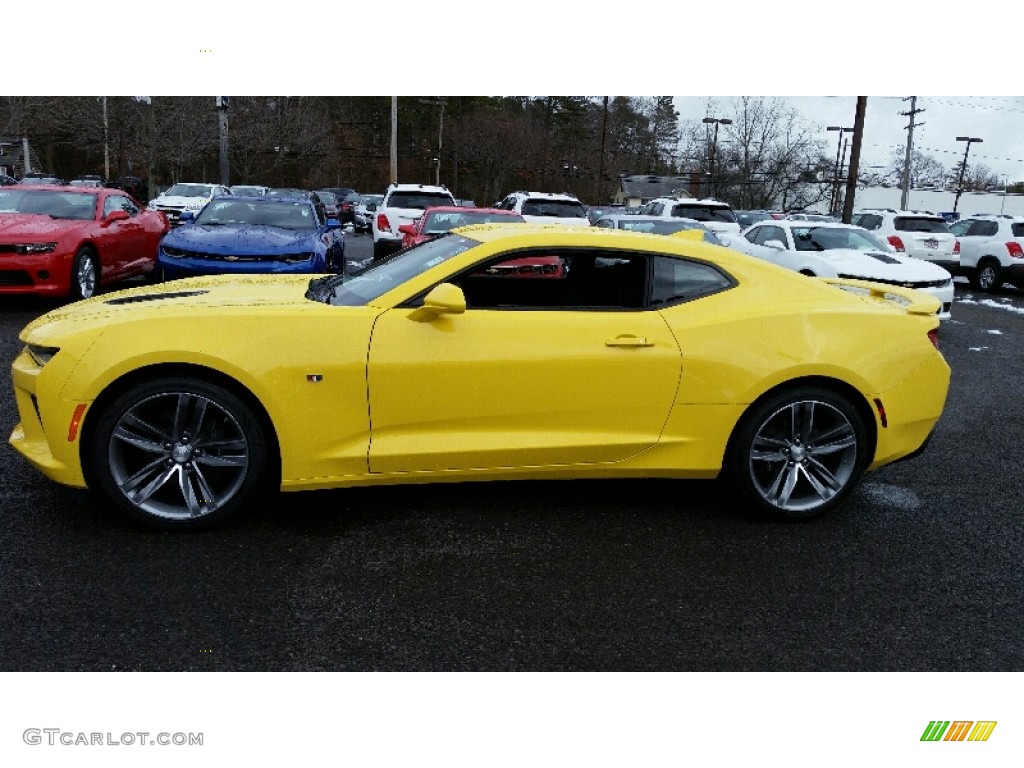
[[398, 224, 416, 236], [421, 283, 466, 316], [178, 211, 195, 223], [764, 239, 787, 250], [103, 209, 130, 225]]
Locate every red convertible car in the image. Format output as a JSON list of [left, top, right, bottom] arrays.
[[0, 185, 168, 300], [398, 206, 524, 249]]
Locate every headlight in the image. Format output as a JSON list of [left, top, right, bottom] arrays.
[[26, 344, 60, 367], [12, 242, 58, 254]]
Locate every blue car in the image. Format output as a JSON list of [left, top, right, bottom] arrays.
[[158, 195, 344, 280]]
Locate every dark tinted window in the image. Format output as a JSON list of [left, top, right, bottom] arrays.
[[1012, 223, 1024, 238], [388, 192, 454, 209], [854, 213, 883, 230], [669, 204, 737, 223], [965, 220, 999, 237], [894, 216, 950, 233], [520, 199, 586, 218], [650, 256, 732, 306]]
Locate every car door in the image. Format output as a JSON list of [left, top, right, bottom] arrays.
[[98, 193, 147, 277], [366, 248, 682, 473]]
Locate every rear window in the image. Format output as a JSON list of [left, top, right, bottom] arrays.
[[669, 204, 737, 223], [853, 213, 882, 230], [521, 199, 587, 218], [894, 216, 950, 233], [388, 192, 454, 209]]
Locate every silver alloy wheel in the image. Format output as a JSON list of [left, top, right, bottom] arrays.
[[978, 264, 999, 291], [747, 399, 858, 513], [107, 391, 250, 521], [77, 251, 97, 298]]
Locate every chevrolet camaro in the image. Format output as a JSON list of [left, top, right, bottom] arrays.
[[9, 224, 950, 530], [0, 185, 167, 299]]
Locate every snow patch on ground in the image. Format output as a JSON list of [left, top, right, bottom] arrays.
[[958, 297, 1024, 315], [987, 329, 1004, 335], [969, 346, 989, 351], [859, 481, 922, 511]]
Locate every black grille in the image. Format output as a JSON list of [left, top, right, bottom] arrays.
[[0, 269, 33, 285]]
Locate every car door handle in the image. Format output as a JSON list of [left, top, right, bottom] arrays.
[[605, 335, 654, 347]]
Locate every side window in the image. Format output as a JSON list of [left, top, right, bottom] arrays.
[[650, 256, 732, 306], [967, 220, 998, 237], [103, 195, 135, 217], [453, 250, 647, 311], [650, 203, 663, 215], [764, 226, 787, 246], [1011, 223, 1024, 238], [745, 226, 762, 243], [857, 214, 882, 230]]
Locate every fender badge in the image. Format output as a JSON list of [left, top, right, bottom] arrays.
[[306, 374, 323, 383]]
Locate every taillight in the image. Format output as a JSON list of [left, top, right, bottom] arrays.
[[887, 235, 905, 252], [953, 239, 960, 255], [927, 328, 939, 349], [1006, 241, 1024, 259], [377, 212, 391, 233]]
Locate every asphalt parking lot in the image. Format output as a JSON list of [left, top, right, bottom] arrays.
[[2, 235, 1023, 671]]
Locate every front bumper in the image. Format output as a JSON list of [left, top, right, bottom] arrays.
[[159, 252, 326, 280], [0, 250, 74, 296]]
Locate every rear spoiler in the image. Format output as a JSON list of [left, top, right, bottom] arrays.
[[819, 277, 941, 317]]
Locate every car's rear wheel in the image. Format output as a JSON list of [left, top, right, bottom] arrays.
[[70, 246, 98, 300], [972, 260, 1002, 293], [725, 386, 869, 520], [89, 377, 269, 530]]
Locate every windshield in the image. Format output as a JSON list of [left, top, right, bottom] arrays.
[[195, 199, 316, 230], [792, 226, 890, 252], [325, 234, 479, 306], [0, 189, 97, 220], [521, 199, 586, 218], [423, 210, 524, 234], [669, 204, 737, 223], [166, 184, 213, 197]]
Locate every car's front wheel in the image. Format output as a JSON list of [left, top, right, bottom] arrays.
[[725, 386, 869, 520], [88, 377, 271, 530], [69, 246, 98, 300]]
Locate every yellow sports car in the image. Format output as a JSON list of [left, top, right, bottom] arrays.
[[9, 224, 950, 530]]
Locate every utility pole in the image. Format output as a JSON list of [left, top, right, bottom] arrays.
[[216, 97, 229, 186], [598, 96, 608, 202], [953, 136, 983, 213], [899, 96, 925, 210], [390, 97, 398, 184], [841, 97, 868, 223]]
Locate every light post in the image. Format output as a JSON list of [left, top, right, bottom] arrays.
[[703, 117, 732, 198], [827, 126, 853, 215], [1000, 173, 1009, 214], [953, 136, 983, 213], [418, 98, 446, 186]]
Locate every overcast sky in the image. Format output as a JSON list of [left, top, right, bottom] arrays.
[[13, 2, 1020, 183], [674, 96, 1024, 183]]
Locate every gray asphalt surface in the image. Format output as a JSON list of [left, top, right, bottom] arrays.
[[2, 232, 1022, 671]]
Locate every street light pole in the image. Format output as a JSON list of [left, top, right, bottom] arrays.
[[827, 126, 853, 215], [1000, 173, 1009, 215], [703, 117, 732, 199], [953, 136, 983, 213]]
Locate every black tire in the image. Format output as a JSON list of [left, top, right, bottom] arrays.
[[724, 385, 870, 521], [971, 260, 1002, 293], [143, 264, 162, 284], [69, 246, 98, 300], [88, 377, 270, 530]]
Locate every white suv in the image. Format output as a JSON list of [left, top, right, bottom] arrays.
[[638, 197, 741, 235], [851, 209, 959, 273], [372, 183, 456, 260], [495, 191, 588, 225], [147, 182, 231, 226], [949, 215, 1024, 292]]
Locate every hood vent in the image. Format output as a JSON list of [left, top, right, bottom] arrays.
[[105, 290, 209, 305]]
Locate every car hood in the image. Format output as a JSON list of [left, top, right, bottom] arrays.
[[20, 275, 323, 341], [152, 195, 209, 207], [0, 213, 84, 237], [819, 249, 952, 281], [164, 224, 318, 253]]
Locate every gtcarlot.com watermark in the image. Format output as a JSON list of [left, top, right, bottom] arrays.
[[23, 728, 203, 747]]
